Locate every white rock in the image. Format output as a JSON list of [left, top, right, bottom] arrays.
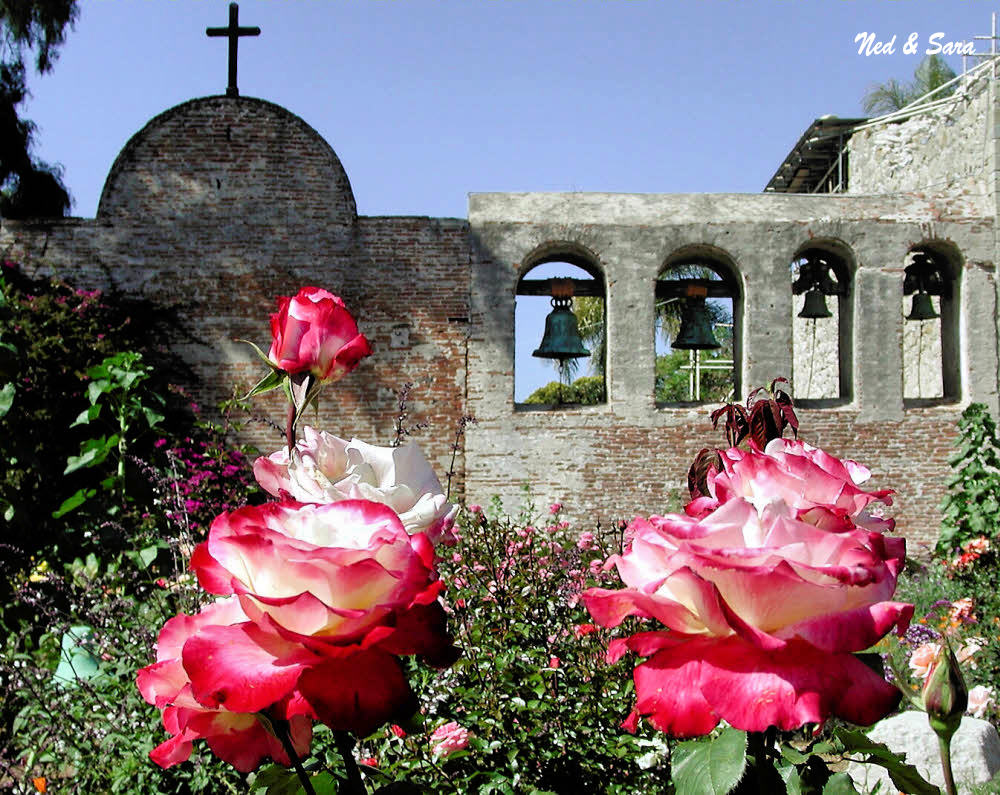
[[846, 712, 1000, 794]]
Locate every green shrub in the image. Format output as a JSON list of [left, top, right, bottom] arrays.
[[938, 403, 1000, 556], [354, 496, 675, 793]]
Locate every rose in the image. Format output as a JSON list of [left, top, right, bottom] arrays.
[[687, 438, 894, 534], [430, 721, 470, 758], [185, 499, 455, 735], [910, 642, 941, 680], [253, 427, 457, 544], [583, 442, 912, 737], [967, 684, 994, 718], [268, 287, 372, 381], [910, 639, 982, 680], [136, 597, 312, 771]]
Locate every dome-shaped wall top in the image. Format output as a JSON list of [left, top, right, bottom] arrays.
[[97, 96, 357, 228]]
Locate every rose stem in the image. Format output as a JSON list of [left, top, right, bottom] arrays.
[[333, 731, 366, 794], [286, 401, 296, 454], [273, 721, 317, 795], [938, 734, 957, 795], [746, 730, 777, 792]]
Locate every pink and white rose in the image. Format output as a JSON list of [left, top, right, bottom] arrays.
[[183, 499, 455, 735], [268, 287, 372, 382], [430, 721, 470, 758], [136, 597, 312, 771], [687, 438, 894, 534], [584, 441, 912, 737], [254, 427, 457, 545]]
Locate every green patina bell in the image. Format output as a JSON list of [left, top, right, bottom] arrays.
[[907, 292, 939, 321], [798, 288, 832, 319], [533, 297, 591, 360], [672, 296, 721, 350]]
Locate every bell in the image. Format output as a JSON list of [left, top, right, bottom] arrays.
[[906, 292, 939, 321], [672, 296, 721, 350], [533, 297, 591, 360], [798, 288, 832, 319]]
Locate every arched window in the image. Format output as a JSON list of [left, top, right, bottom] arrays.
[[791, 247, 852, 402], [903, 246, 960, 403], [655, 253, 739, 405], [514, 255, 606, 407]]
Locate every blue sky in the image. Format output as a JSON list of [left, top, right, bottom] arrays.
[[18, 0, 994, 397]]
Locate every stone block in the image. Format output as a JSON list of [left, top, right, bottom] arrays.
[[846, 712, 1000, 793]]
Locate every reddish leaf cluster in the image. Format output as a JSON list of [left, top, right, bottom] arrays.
[[688, 377, 799, 499]]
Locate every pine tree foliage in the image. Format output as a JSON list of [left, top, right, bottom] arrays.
[[0, 0, 77, 218]]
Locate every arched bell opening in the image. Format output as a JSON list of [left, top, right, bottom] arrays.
[[514, 252, 606, 407], [790, 245, 853, 403], [655, 251, 740, 406], [902, 244, 961, 404]]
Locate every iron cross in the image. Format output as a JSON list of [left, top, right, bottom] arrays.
[[206, 3, 260, 98]]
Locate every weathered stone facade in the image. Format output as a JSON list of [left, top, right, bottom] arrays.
[[3, 86, 998, 550]]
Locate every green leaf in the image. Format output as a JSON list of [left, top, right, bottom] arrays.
[[834, 728, 941, 795], [137, 544, 159, 569], [780, 745, 810, 765], [64, 436, 116, 474], [52, 488, 96, 518], [142, 406, 165, 428], [0, 382, 13, 419], [3, 503, 13, 521], [87, 379, 110, 404], [672, 728, 748, 795], [309, 773, 346, 794], [780, 765, 803, 795], [246, 367, 286, 399], [251, 764, 301, 795], [238, 338, 276, 367], [70, 404, 101, 427], [820, 773, 859, 794]]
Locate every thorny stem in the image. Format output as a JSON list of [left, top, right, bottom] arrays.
[[745, 730, 779, 794], [272, 720, 317, 795], [333, 731, 366, 794], [286, 401, 296, 454]]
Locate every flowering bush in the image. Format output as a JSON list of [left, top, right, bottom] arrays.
[[938, 403, 1000, 556], [429, 721, 469, 758], [356, 497, 674, 793]]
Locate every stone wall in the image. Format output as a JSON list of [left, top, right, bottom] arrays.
[[2, 93, 998, 551], [467, 192, 997, 549], [848, 70, 992, 209]]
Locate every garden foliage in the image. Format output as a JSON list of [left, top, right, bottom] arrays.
[[0, 262, 262, 792], [5, 267, 1000, 794], [938, 402, 1000, 556]]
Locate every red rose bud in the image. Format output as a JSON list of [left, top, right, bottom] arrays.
[[268, 287, 372, 382], [922, 641, 968, 741]]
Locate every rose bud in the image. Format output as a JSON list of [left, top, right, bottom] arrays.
[[923, 641, 968, 741]]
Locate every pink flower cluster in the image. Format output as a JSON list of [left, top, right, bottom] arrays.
[[584, 437, 913, 736]]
